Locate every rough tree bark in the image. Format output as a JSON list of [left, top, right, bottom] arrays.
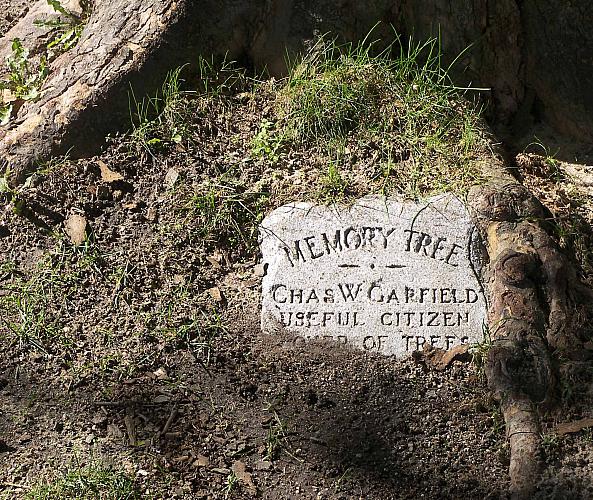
[[4, 0, 593, 182], [0, 0, 188, 183], [469, 168, 593, 498], [1, 1, 592, 496]]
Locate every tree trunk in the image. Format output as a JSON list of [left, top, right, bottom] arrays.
[[1, 0, 187, 183], [0, 0, 82, 61], [4, 0, 593, 183]]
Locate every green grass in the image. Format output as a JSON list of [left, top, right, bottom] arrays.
[[274, 34, 490, 199], [318, 162, 349, 202], [182, 177, 268, 254], [0, 39, 49, 125], [155, 309, 227, 365], [0, 240, 103, 352], [123, 33, 492, 260], [265, 411, 289, 461], [25, 463, 140, 500], [129, 66, 192, 154]]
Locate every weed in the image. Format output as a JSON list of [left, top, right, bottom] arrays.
[[223, 472, 238, 497], [264, 410, 289, 461], [0, 39, 48, 125], [490, 407, 505, 435], [149, 305, 226, 366], [470, 323, 492, 376], [129, 66, 192, 154], [196, 55, 248, 96], [109, 260, 137, 307], [0, 255, 66, 351], [334, 467, 353, 492], [541, 432, 560, 457], [0, 240, 103, 352], [558, 362, 593, 405], [251, 119, 283, 163], [25, 462, 140, 499], [523, 139, 563, 182], [318, 162, 349, 202], [170, 310, 226, 365], [34, 0, 93, 55], [183, 178, 268, 253]]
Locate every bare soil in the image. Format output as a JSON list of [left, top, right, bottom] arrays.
[[0, 99, 509, 499], [1, 3, 593, 500], [0, 0, 29, 34]]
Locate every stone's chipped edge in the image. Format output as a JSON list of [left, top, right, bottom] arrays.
[[260, 193, 469, 234]]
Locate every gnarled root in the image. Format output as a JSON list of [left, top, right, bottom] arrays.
[[470, 178, 592, 498]]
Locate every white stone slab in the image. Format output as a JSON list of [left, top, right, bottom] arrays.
[[259, 194, 487, 357]]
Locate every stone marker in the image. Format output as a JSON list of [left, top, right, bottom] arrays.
[[259, 194, 487, 357]]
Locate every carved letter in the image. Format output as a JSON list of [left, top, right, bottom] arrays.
[[403, 229, 420, 251], [272, 284, 287, 303], [444, 243, 462, 266], [338, 283, 363, 301], [343, 227, 362, 249], [304, 235, 324, 259], [322, 230, 343, 254]]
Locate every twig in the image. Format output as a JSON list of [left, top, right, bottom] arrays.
[[0, 482, 28, 489], [93, 400, 192, 408], [161, 404, 178, 435]]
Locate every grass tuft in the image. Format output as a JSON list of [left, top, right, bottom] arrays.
[[182, 178, 268, 254], [129, 66, 192, 154], [0, 240, 103, 352], [25, 463, 140, 500], [275, 34, 491, 199], [121, 33, 494, 261]]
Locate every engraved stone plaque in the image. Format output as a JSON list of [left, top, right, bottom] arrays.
[[259, 195, 487, 357]]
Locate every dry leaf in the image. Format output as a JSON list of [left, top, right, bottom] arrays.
[[124, 414, 136, 446], [64, 214, 87, 245], [208, 287, 224, 302], [232, 461, 256, 493], [164, 168, 179, 187], [97, 160, 123, 183], [556, 417, 593, 435]]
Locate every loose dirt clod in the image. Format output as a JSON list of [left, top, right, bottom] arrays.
[[64, 213, 87, 244]]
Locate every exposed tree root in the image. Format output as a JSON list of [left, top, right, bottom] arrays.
[[0, 0, 187, 183], [470, 173, 593, 498]]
